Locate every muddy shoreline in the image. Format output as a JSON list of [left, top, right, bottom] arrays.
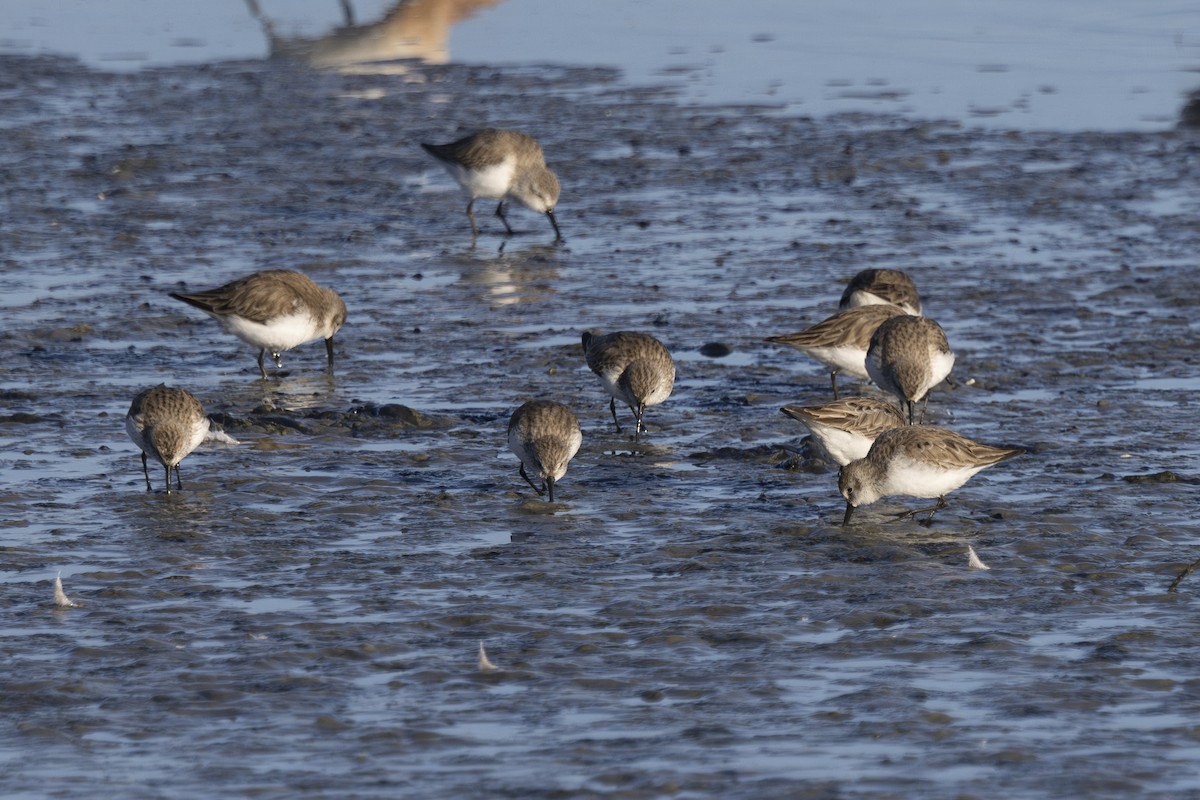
[[2, 53, 1200, 798]]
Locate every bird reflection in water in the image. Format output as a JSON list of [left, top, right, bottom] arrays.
[[245, 0, 505, 72], [457, 242, 562, 309]]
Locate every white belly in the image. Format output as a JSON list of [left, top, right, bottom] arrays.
[[221, 312, 319, 352], [927, 348, 956, 390], [883, 454, 984, 499], [806, 423, 874, 466], [125, 414, 149, 454], [597, 368, 625, 403], [182, 419, 211, 463], [449, 159, 516, 200], [800, 344, 869, 379]]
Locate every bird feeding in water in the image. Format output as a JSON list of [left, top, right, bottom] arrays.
[[507, 400, 582, 502], [838, 426, 1024, 525], [125, 384, 210, 493], [864, 314, 955, 424], [581, 330, 676, 441], [421, 128, 562, 241], [170, 269, 347, 379], [765, 304, 905, 399]]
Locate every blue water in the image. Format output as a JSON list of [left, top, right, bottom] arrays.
[[0, 0, 1196, 129], [2, 5, 1200, 799]]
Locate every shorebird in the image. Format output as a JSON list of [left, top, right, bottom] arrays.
[[421, 128, 562, 240], [507, 400, 582, 502], [581, 330, 675, 440], [838, 268, 922, 316], [838, 426, 1023, 524], [780, 397, 907, 466], [125, 384, 210, 493], [864, 314, 955, 424], [170, 269, 347, 379], [765, 304, 905, 399]]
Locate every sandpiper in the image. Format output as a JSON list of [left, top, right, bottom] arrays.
[[421, 128, 562, 240], [839, 268, 922, 316], [839, 425, 1023, 524], [125, 384, 210, 493], [170, 269, 347, 379], [865, 314, 955, 424], [581, 330, 675, 440], [780, 397, 907, 466], [507, 400, 582, 502], [765, 304, 905, 399]]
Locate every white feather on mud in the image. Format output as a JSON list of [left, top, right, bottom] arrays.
[[478, 641, 498, 672], [967, 545, 991, 571], [54, 572, 80, 607]]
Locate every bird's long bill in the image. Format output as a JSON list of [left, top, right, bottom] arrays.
[[842, 501, 856, 526], [547, 210, 563, 241], [325, 336, 336, 368], [547, 476, 556, 503]]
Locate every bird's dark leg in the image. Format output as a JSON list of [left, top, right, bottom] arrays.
[[174, 463, 183, 491], [633, 403, 646, 441], [495, 201, 515, 235], [830, 370, 840, 400], [919, 393, 930, 424], [519, 463, 544, 496], [546, 210, 562, 242], [141, 452, 152, 491], [608, 397, 622, 432], [893, 496, 948, 523], [256, 349, 268, 380], [925, 496, 947, 520], [466, 198, 480, 237]]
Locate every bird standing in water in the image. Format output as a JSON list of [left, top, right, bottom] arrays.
[[507, 400, 582, 502], [422, 128, 562, 241], [582, 330, 676, 440]]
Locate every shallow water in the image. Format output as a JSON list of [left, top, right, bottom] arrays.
[[1, 0, 1197, 130], [2, 41, 1200, 800]]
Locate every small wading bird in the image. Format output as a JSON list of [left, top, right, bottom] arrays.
[[581, 330, 676, 441], [170, 269, 347, 379], [839, 268, 923, 316], [421, 128, 562, 241], [838, 426, 1024, 525], [864, 314, 955, 424], [125, 384, 210, 493], [765, 304, 905, 400], [780, 397, 907, 466], [507, 400, 582, 502]]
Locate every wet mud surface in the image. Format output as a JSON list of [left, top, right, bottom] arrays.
[[3, 54, 1200, 798]]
